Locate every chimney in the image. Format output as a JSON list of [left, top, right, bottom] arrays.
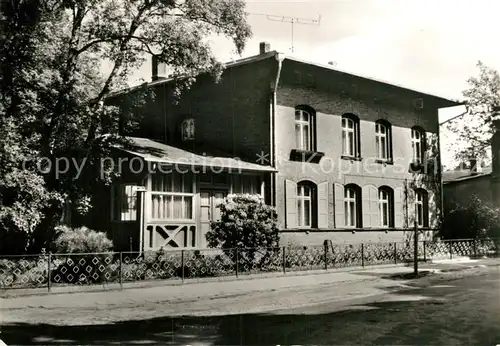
[[259, 41, 271, 54], [152, 55, 168, 81]]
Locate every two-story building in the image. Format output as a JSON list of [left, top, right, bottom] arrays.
[[85, 42, 460, 251]]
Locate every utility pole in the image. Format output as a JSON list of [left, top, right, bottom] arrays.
[[247, 12, 321, 53], [414, 221, 419, 276]]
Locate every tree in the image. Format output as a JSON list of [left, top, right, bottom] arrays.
[[441, 196, 500, 240], [446, 61, 500, 163], [0, 0, 252, 254]]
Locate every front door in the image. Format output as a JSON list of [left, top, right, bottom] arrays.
[[199, 189, 227, 248]]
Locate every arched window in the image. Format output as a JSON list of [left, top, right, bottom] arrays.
[[295, 106, 316, 151], [414, 188, 429, 227], [411, 126, 426, 164], [378, 186, 394, 227], [344, 184, 362, 227], [375, 120, 393, 161], [297, 181, 317, 228], [342, 114, 360, 158]]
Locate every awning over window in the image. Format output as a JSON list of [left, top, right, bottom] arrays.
[[114, 137, 277, 173]]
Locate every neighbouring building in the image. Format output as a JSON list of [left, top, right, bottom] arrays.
[[443, 160, 493, 213], [78, 42, 461, 252], [443, 108, 500, 214]]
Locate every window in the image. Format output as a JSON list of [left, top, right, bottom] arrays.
[[297, 181, 317, 228], [411, 127, 425, 164], [375, 120, 392, 161], [378, 186, 394, 227], [111, 184, 138, 221], [344, 184, 361, 227], [151, 172, 194, 220], [414, 188, 428, 227], [239, 175, 261, 195], [295, 107, 315, 151], [342, 114, 360, 158]]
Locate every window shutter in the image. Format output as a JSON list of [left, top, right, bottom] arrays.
[[285, 179, 297, 229], [428, 190, 436, 228], [334, 183, 344, 228], [394, 186, 403, 228], [362, 186, 371, 228], [317, 182, 329, 229], [369, 185, 379, 227]]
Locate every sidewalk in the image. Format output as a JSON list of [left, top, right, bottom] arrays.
[[1, 258, 498, 326], [2, 258, 497, 305]]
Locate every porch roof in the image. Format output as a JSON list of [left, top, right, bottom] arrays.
[[116, 137, 277, 173]]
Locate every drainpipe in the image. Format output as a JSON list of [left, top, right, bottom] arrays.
[[270, 52, 284, 206], [436, 114, 444, 231]]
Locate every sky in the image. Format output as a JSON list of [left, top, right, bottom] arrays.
[[123, 0, 500, 169]]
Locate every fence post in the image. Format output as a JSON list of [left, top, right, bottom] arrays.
[[235, 248, 239, 278], [361, 243, 365, 268], [472, 239, 477, 258], [119, 252, 123, 289], [394, 242, 397, 264], [181, 250, 185, 282], [423, 241, 427, 262], [413, 221, 418, 275], [449, 241, 453, 260], [47, 252, 52, 293], [282, 246, 286, 274], [323, 240, 328, 270]]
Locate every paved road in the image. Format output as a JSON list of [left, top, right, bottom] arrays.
[[1, 266, 499, 345]]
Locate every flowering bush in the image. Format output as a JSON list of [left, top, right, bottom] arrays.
[[54, 226, 113, 253], [206, 194, 280, 270], [52, 226, 114, 284]]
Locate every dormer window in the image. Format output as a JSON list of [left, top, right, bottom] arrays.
[[294, 106, 316, 151]]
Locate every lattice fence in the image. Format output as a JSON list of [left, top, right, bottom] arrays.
[[1, 238, 498, 291]]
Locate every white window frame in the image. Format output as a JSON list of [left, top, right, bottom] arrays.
[[412, 128, 424, 163], [297, 183, 312, 228], [415, 190, 426, 227], [344, 187, 358, 227], [376, 122, 391, 160], [342, 117, 358, 157], [240, 175, 260, 195], [150, 172, 195, 221], [111, 184, 138, 222], [379, 188, 391, 227], [295, 109, 312, 151]]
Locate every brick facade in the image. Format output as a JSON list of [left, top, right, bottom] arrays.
[[110, 49, 458, 248]]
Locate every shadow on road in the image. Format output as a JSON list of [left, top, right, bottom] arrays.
[[1, 290, 498, 346], [3, 268, 500, 345]]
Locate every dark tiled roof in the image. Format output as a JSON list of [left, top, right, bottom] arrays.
[[115, 137, 277, 173], [442, 165, 492, 183]]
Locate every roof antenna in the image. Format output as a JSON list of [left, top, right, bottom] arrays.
[[247, 13, 321, 53]]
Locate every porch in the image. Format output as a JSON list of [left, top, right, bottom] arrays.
[[109, 137, 276, 251]]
